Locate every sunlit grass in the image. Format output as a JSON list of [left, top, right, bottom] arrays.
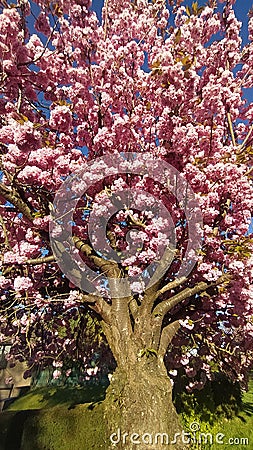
[[182, 380, 253, 449], [0, 380, 252, 449]]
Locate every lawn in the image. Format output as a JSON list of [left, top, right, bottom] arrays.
[[0, 380, 252, 449], [0, 384, 107, 450], [182, 379, 253, 449]]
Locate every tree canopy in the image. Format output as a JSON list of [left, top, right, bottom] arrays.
[[0, 0, 252, 395]]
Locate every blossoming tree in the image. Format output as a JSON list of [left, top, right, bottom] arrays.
[[0, 0, 253, 448]]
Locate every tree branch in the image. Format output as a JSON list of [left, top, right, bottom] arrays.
[[72, 235, 121, 277], [158, 320, 181, 358], [155, 276, 188, 301], [153, 274, 232, 319], [237, 123, 253, 152], [2, 255, 56, 276], [0, 214, 12, 249], [26, 255, 55, 265], [0, 182, 34, 222], [227, 112, 236, 147], [129, 297, 139, 320], [82, 293, 111, 323], [139, 246, 177, 316]]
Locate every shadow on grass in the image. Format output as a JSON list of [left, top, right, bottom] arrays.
[[0, 384, 108, 450], [4, 410, 34, 450], [37, 383, 107, 409], [236, 379, 253, 421], [241, 401, 253, 416]]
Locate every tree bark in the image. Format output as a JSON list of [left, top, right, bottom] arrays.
[[103, 343, 187, 450]]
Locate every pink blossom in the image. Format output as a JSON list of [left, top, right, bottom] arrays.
[[35, 12, 51, 35], [180, 355, 190, 366], [0, 0, 252, 397], [179, 319, 194, 330], [18, 166, 42, 184], [53, 370, 62, 380], [13, 276, 33, 292], [49, 106, 73, 133], [0, 276, 10, 289], [52, 360, 63, 368]]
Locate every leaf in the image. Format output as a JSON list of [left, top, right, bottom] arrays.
[[15, 113, 29, 125], [33, 211, 42, 218], [138, 349, 146, 358], [192, 1, 198, 15], [174, 28, 181, 45], [197, 6, 205, 15], [151, 60, 163, 76], [186, 6, 191, 16], [181, 56, 191, 65], [146, 348, 158, 357], [53, 2, 63, 16], [20, 114, 29, 122], [151, 60, 161, 69], [33, 123, 42, 129], [138, 348, 158, 358], [196, 249, 206, 256], [54, 100, 69, 106]]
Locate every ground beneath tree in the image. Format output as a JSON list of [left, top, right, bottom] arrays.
[[0, 381, 252, 450]]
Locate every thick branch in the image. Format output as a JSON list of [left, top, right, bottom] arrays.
[[153, 274, 231, 319], [147, 246, 177, 291], [148, 278, 187, 351], [82, 294, 111, 323], [129, 297, 139, 320], [26, 255, 56, 265], [155, 276, 188, 301], [73, 236, 132, 330], [139, 246, 177, 317], [72, 235, 121, 277], [158, 320, 180, 358], [73, 236, 132, 327]]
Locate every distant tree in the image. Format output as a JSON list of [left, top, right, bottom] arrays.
[[0, 1, 252, 448]]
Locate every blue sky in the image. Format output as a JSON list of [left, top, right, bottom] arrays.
[[233, 0, 253, 44], [91, 0, 253, 40]]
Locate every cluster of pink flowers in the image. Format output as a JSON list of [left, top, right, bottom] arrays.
[[0, 0, 252, 390]]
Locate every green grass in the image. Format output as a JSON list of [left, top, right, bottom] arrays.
[[0, 380, 252, 450], [0, 403, 107, 450], [0, 385, 108, 450], [181, 379, 253, 449], [6, 384, 106, 411], [21, 402, 107, 450]]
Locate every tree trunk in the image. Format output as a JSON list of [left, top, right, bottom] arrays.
[[104, 358, 188, 450]]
